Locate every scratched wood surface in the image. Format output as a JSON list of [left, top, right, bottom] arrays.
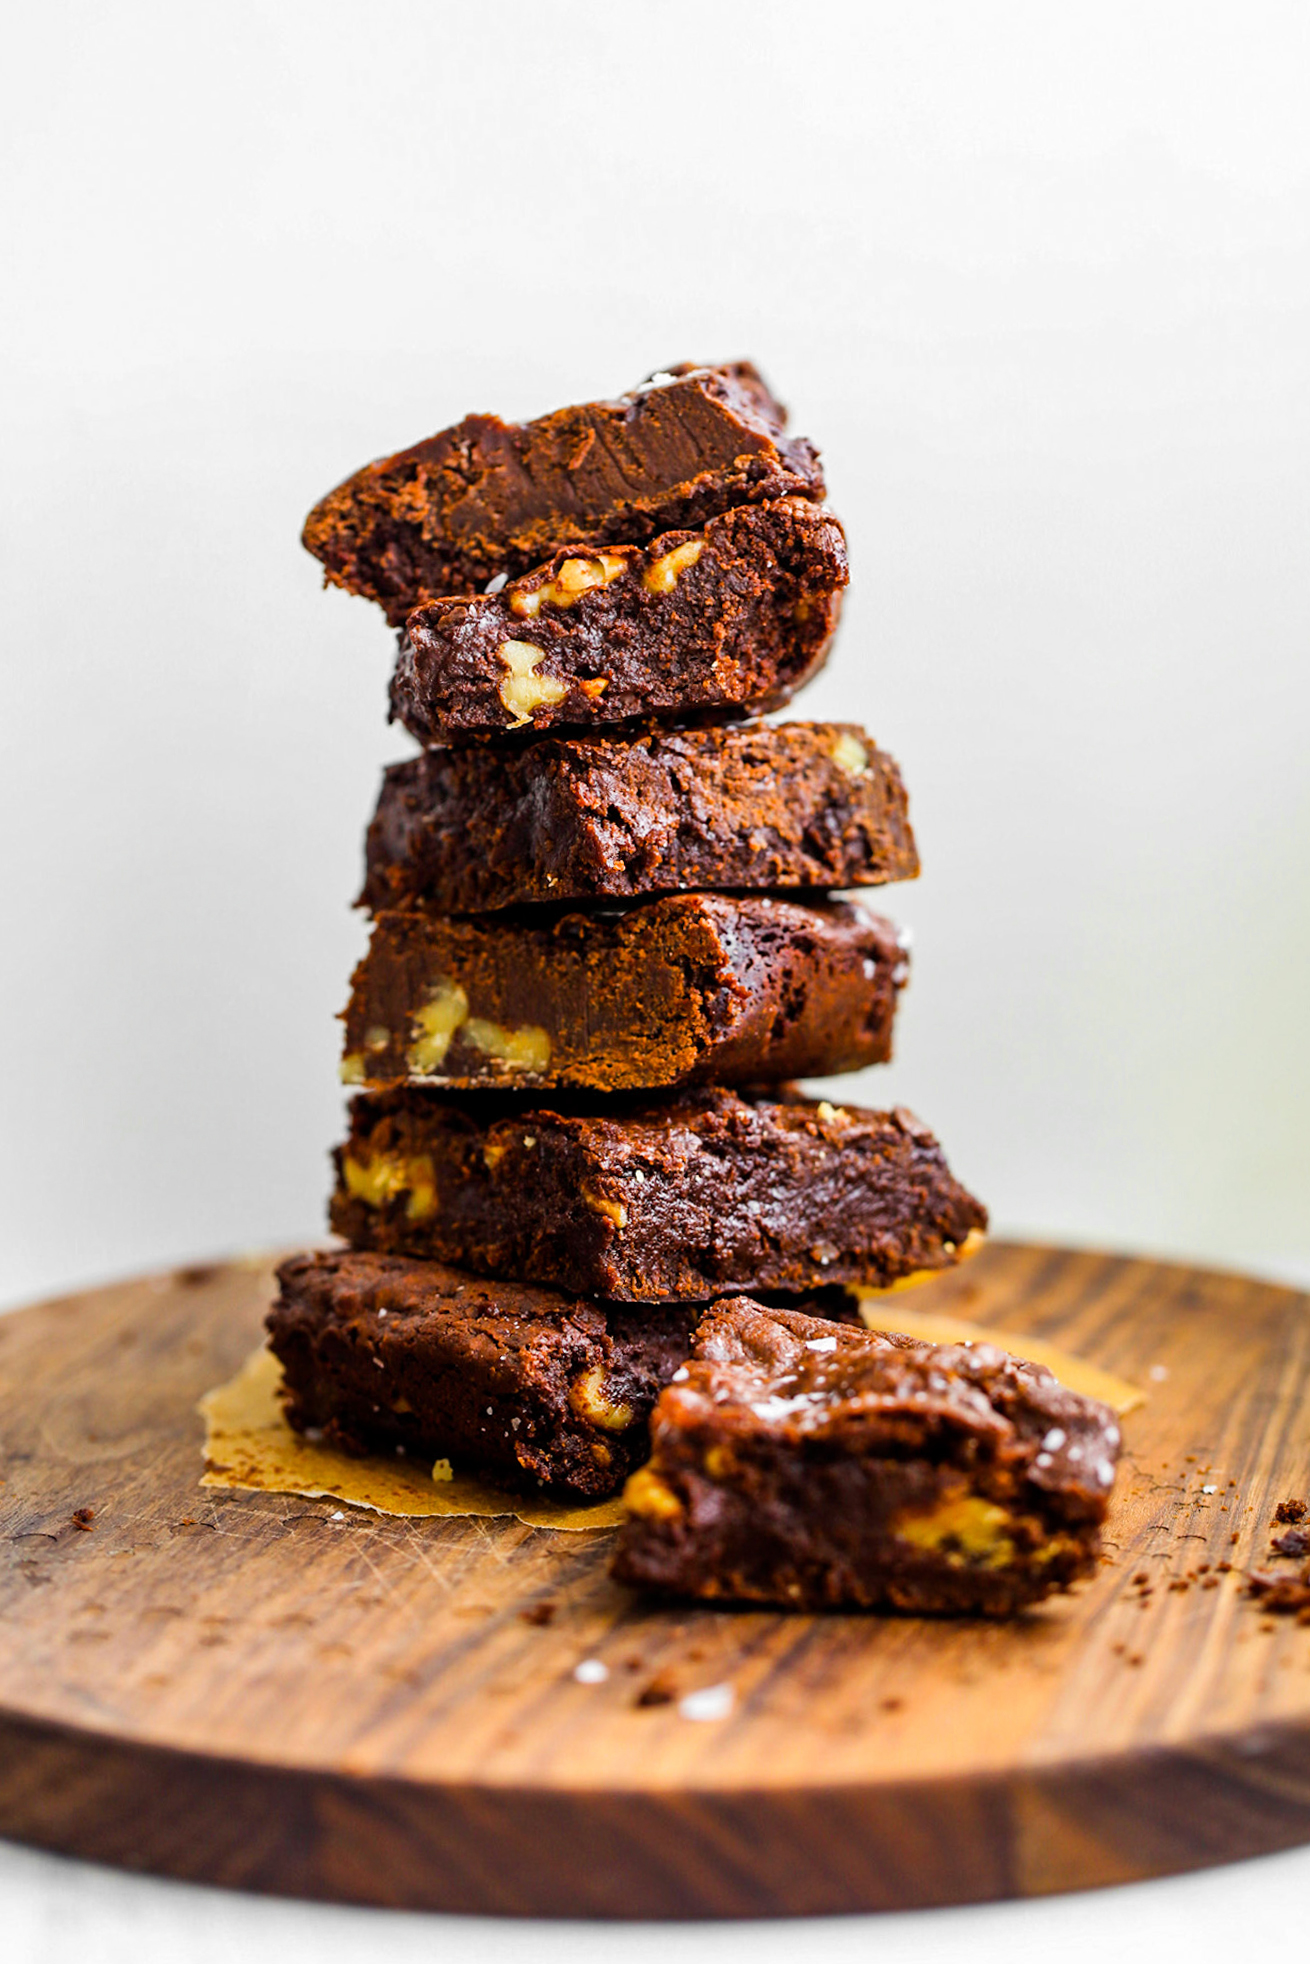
[[0, 1241, 1308, 1917]]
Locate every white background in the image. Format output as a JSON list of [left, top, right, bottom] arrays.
[[2, 1, 1308, 1956]]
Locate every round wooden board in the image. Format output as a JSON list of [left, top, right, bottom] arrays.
[[1, 1242, 1309, 1918]]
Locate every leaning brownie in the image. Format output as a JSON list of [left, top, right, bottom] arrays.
[[341, 895, 907, 1094], [612, 1299, 1120, 1613], [268, 1250, 697, 1499], [391, 500, 845, 742], [302, 362, 823, 622], [360, 722, 918, 914], [332, 1089, 984, 1300]]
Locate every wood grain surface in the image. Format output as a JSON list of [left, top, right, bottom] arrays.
[[1, 1241, 1308, 1917]]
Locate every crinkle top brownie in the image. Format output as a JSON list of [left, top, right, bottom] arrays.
[[302, 362, 824, 623], [612, 1299, 1121, 1613], [331, 1087, 985, 1300], [360, 721, 919, 915], [389, 499, 845, 743]]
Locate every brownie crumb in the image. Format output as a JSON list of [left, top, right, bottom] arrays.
[[1274, 1498, 1308, 1525], [520, 1601, 558, 1627], [70, 1508, 95, 1530], [1246, 1568, 1310, 1619], [636, 1673, 679, 1708]]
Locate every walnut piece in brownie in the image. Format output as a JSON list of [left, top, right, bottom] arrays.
[[341, 895, 907, 1094], [390, 499, 845, 743], [302, 362, 824, 623], [332, 1088, 985, 1300], [611, 1299, 1120, 1614], [268, 1250, 697, 1500], [360, 721, 918, 915]]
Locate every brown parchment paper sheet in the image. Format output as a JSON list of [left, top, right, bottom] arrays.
[[198, 1345, 625, 1529]]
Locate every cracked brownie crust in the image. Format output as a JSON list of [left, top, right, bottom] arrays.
[[612, 1299, 1120, 1613], [390, 499, 845, 743], [341, 894, 908, 1094], [331, 1088, 986, 1300], [360, 721, 918, 914], [302, 363, 824, 624]]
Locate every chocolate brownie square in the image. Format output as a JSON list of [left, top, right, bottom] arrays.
[[389, 499, 845, 742], [360, 721, 918, 914], [302, 362, 824, 622], [331, 1089, 985, 1300], [268, 1250, 696, 1500], [341, 895, 907, 1094], [612, 1299, 1120, 1613]]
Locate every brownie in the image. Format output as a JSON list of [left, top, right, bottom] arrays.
[[341, 895, 908, 1094], [611, 1299, 1121, 1614], [389, 499, 845, 743], [331, 1088, 986, 1300], [268, 1249, 697, 1499], [302, 363, 825, 624], [361, 722, 918, 916]]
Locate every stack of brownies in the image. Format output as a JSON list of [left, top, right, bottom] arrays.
[[269, 364, 1120, 1613]]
